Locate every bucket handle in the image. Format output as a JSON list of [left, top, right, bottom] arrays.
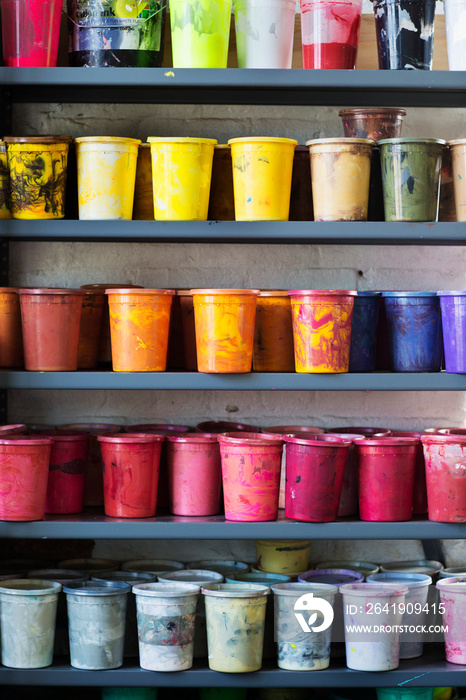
[[66, 2, 166, 28]]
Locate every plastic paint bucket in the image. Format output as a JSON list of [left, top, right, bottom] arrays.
[[208, 145, 235, 221], [0, 288, 23, 367], [1, 0, 63, 66], [196, 420, 259, 433], [380, 559, 443, 578], [75, 137, 141, 220], [379, 138, 445, 222], [0, 142, 11, 219], [133, 144, 153, 220], [178, 290, 198, 370], [123, 559, 185, 575], [253, 291, 295, 372], [390, 430, 428, 515], [57, 558, 120, 574], [148, 137, 217, 221], [166, 434, 222, 516], [348, 292, 381, 372], [440, 567, 466, 578], [169, 0, 232, 67], [316, 561, 379, 577], [64, 580, 130, 670], [0, 580, 61, 668], [18, 288, 85, 371], [133, 581, 200, 670], [356, 437, 418, 521], [339, 108, 406, 142], [203, 583, 269, 672], [186, 560, 249, 577], [289, 146, 313, 221], [229, 137, 297, 221], [288, 289, 356, 373], [306, 138, 373, 221], [300, 0, 362, 68], [367, 572, 431, 658], [445, 0, 466, 70], [0, 424, 27, 436], [98, 433, 164, 518], [67, 0, 166, 68], [449, 140, 466, 221], [436, 577, 466, 664], [77, 289, 106, 369], [421, 434, 466, 522], [106, 288, 174, 372], [298, 568, 364, 584], [383, 292, 443, 372], [0, 438, 52, 521], [272, 582, 337, 670], [328, 426, 391, 436], [284, 435, 351, 522], [373, 0, 436, 70], [234, 0, 296, 68], [313, 432, 363, 517], [340, 582, 408, 670], [218, 433, 283, 521], [42, 431, 89, 514], [255, 540, 312, 574], [191, 289, 259, 373], [5, 136, 71, 220]]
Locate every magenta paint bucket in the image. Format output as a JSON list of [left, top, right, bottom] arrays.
[[421, 434, 466, 523], [438, 291, 466, 373], [389, 430, 428, 515], [313, 432, 364, 517]]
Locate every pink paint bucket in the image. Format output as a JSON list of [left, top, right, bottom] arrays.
[[356, 437, 418, 521], [166, 434, 222, 516], [390, 430, 428, 515], [421, 434, 466, 523], [1, 0, 63, 66], [314, 432, 364, 517], [218, 433, 283, 522], [0, 438, 52, 521], [436, 577, 466, 664], [41, 430, 90, 514], [284, 435, 351, 522]]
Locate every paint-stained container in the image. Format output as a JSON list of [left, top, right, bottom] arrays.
[[196, 420, 259, 433], [234, 0, 296, 68], [313, 432, 363, 517], [186, 560, 249, 577], [0, 438, 52, 521], [255, 540, 312, 574], [253, 291, 295, 372], [169, 0, 232, 67], [132, 144, 153, 220], [316, 561, 379, 576], [380, 559, 444, 578], [421, 434, 466, 523], [445, 0, 466, 70], [372, 0, 436, 70], [42, 430, 89, 514], [133, 581, 200, 670], [436, 577, 466, 664], [300, 0, 363, 68], [328, 426, 391, 437], [0, 142, 11, 219], [389, 431, 428, 515], [348, 292, 381, 372], [449, 139, 466, 222], [0, 288, 24, 367], [208, 145, 235, 221], [1, 0, 62, 66], [124, 559, 184, 575]]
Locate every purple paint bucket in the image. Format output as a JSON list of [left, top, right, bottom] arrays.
[[438, 291, 466, 373]]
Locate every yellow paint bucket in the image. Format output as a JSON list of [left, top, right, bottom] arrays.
[[75, 137, 141, 220], [0, 142, 11, 219], [255, 539, 312, 574], [147, 137, 217, 220], [228, 137, 298, 221]]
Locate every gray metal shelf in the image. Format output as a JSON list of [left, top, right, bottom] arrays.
[[2, 220, 466, 244], [0, 68, 465, 107], [0, 512, 463, 539]]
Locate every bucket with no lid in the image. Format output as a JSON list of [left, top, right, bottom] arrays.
[[300, 0, 363, 68], [169, 0, 233, 68], [41, 431, 89, 514], [312, 433, 363, 517], [253, 291, 295, 372], [390, 430, 428, 514], [380, 559, 444, 578], [123, 559, 184, 575], [186, 560, 249, 577], [339, 108, 406, 143], [234, 0, 296, 68], [57, 557, 120, 574], [445, 0, 466, 70], [436, 577, 466, 664], [438, 290, 466, 372], [316, 560, 379, 577], [421, 434, 466, 522], [372, 0, 436, 69], [0, 288, 23, 367], [255, 540, 312, 574], [348, 292, 381, 372], [0, 438, 52, 521], [440, 567, 466, 579], [196, 420, 260, 433], [1, 0, 62, 66]]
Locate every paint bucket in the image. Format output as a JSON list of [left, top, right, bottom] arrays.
[[218, 433, 283, 521], [379, 138, 445, 222], [328, 426, 391, 436], [380, 560, 443, 578], [367, 572, 432, 658], [5, 136, 71, 220], [284, 435, 351, 522], [208, 145, 235, 221], [313, 432, 363, 517], [390, 431, 428, 515], [98, 433, 164, 518], [0, 438, 52, 521], [157, 570, 223, 659], [0, 424, 27, 436], [186, 560, 249, 577], [253, 291, 295, 372], [234, 0, 296, 68], [228, 137, 297, 221], [132, 144, 153, 220], [272, 582, 337, 670], [288, 290, 356, 373], [339, 108, 406, 142], [77, 289, 106, 369], [0, 580, 61, 668], [67, 0, 166, 68], [196, 420, 260, 433], [191, 289, 259, 373], [306, 138, 373, 221], [0, 288, 23, 367], [102, 690, 158, 700], [255, 540, 311, 574], [178, 291, 198, 370], [64, 580, 130, 670], [75, 137, 140, 220], [148, 137, 217, 220], [316, 561, 379, 577], [18, 288, 85, 371], [340, 582, 408, 670], [439, 145, 456, 222], [0, 142, 11, 219], [449, 140, 466, 221], [133, 581, 200, 670], [41, 431, 89, 514], [106, 288, 174, 372], [445, 0, 466, 69], [166, 435, 222, 516], [203, 583, 269, 672], [123, 559, 184, 575], [373, 0, 436, 69], [298, 568, 364, 584], [1, 0, 62, 66], [356, 437, 418, 521], [421, 434, 466, 522], [348, 292, 381, 372], [436, 577, 466, 664], [57, 558, 120, 574], [289, 146, 313, 221], [169, 0, 232, 67], [300, 0, 362, 68], [440, 567, 466, 578], [383, 291, 443, 372], [92, 571, 155, 657], [377, 689, 434, 700]]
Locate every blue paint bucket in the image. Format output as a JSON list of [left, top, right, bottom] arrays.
[[349, 291, 381, 372], [382, 292, 443, 372]]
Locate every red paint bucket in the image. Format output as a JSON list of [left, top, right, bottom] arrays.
[[421, 434, 466, 523], [0, 424, 27, 436], [314, 432, 364, 517], [167, 434, 222, 516], [284, 435, 351, 522], [98, 433, 164, 518], [390, 431, 428, 515], [0, 438, 52, 521], [40, 431, 90, 514], [356, 437, 418, 522]]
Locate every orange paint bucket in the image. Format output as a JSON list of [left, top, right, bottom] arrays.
[[191, 289, 259, 373], [288, 290, 356, 373], [0, 438, 52, 521], [77, 289, 105, 369], [0, 287, 23, 367], [253, 290, 295, 372], [106, 288, 175, 372]]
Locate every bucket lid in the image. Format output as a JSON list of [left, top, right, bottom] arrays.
[[74, 137, 141, 146], [17, 288, 85, 295], [0, 579, 62, 595], [262, 425, 322, 434], [284, 434, 351, 447], [147, 137, 217, 145], [437, 577, 466, 592], [190, 289, 260, 296], [380, 560, 443, 575], [306, 137, 375, 147], [228, 137, 298, 146], [105, 288, 175, 296], [91, 571, 156, 584], [132, 582, 200, 597], [338, 108, 406, 118], [382, 291, 437, 297], [299, 569, 364, 585], [3, 135, 72, 144], [271, 581, 338, 596], [158, 570, 224, 584], [437, 290, 466, 296], [27, 569, 89, 584], [229, 572, 291, 584], [378, 137, 446, 146], [339, 583, 409, 597], [354, 437, 419, 447], [316, 561, 379, 575], [63, 580, 131, 595], [258, 290, 289, 297], [218, 432, 284, 446], [97, 433, 164, 443], [166, 434, 219, 444], [447, 139, 466, 147], [366, 572, 432, 587], [421, 433, 466, 445], [202, 583, 270, 598], [288, 289, 357, 297], [196, 421, 259, 433]]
